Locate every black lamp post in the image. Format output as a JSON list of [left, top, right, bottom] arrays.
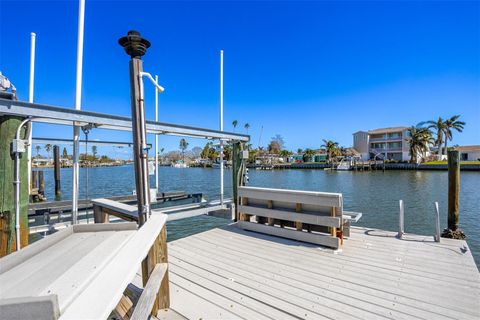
[[119, 30, 151, 226]]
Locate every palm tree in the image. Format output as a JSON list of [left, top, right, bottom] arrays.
[[321, 139, 339, 163], [232, 120, 238, 132], [405, 126, 433, 163], [244, 123, 250, 134], [179, 139, 189, 161], [425, 117, 446, 156], [297, 148, 303, 155], [35, 145, 41, 158], [45, 144, 52, 160], [91, 145, 98, 159], [303, 148, 316, 162], [62, 147, 68, 158], [443, 115, 466, 155]]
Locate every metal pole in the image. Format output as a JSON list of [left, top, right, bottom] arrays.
[[27, 32, 36, 195], [398, 199, 404, 239], [434, 202, 441, 242], [119, 30, 152, 226], [220, 50, 224, 206], [72, 0, 85, 225], [155, 74, 159, 192]]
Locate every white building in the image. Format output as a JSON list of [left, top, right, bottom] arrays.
[[456, 145, 480, 161], [353, 127, 411, 161]]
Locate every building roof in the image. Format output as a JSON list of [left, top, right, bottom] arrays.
[[352, 130, 368, 135], [455, 145, 480, 152], [343, 147, 360, 156], [368, 126, 408, 134]]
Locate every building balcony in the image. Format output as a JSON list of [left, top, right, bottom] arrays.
[[369, 137, 403, 142], [369, 147, 403, 153]]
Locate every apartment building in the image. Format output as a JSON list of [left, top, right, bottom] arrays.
[[353, 127, 411, 161]]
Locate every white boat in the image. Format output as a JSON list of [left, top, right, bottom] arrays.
[[171, 161, 188, 168], [211, 160, 229, 169], [336, 158, 352, 171]]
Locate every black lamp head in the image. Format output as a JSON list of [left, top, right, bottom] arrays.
[[118, 30, 151, 59]]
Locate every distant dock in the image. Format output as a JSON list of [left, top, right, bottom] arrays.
[[248, 162, 480, 171]]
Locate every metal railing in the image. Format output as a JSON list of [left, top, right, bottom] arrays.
[[397, 199, 441, 242]]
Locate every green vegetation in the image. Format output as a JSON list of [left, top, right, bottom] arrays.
[[321, 139, 340, 163], [414, 115, 465, 163], [443, 115, 465, 153], [405, 126, 433, 163], [45, 144, 52, 160], [244, 123, 250, 134], [201, 142, 219, 161], [179, 138, 189, 161], [424, 116, 446, 156]]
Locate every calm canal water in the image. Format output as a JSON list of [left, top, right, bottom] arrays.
[[39, 165, 480, 265]]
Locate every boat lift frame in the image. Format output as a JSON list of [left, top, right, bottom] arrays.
[[0, 99, 249, 142], [0, 97, 249, 227]]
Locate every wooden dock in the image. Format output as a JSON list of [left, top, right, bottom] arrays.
[[158, 224, 479, 320]]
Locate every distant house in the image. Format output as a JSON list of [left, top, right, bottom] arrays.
[[353, 127, 412, 161], [290, 154, 304, 163], [456, 146, 480, 161], [32, 158, 51, 167], [255, 153, 283, 165]]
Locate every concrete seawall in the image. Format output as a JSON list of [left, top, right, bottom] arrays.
[[384, 163, 480, 171], [248, 163, 480, 171]]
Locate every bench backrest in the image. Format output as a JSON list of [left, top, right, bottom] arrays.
[[237, 186, 343, 248], [91, 198, 138, 222]]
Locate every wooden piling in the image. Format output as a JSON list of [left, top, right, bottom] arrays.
[[31, 170, 38, 192], [38, 170, 45, 197], [0, 116, 29, 256], [53, 145, 61, 199], [231, 142, 242, 221], [447, 150, 460, 231]]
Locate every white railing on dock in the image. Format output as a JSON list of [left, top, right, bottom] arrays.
[[398, 199, 442, 242], [398, 199, 404, 239]]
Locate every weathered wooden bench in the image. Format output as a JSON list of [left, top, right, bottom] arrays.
[[0, 213, 170, 320], [92, 198, 139, 223], [237, 186, 353, 249]]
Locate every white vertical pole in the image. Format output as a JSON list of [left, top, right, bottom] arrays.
[[27, 32, 36, 194], [155, 75, 159, 192], [398, 199, 404, 239], [434, 202, 441, 242], [220, 50, 224, 206], [72, 0, 85, 225]]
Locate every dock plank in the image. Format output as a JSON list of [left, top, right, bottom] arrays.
[[166, 225, 480, 320], [173, 231, 477, 319], [198, 228, 479, 312]]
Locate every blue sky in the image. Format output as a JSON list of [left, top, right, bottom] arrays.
[[1, 1, 479, 158]]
